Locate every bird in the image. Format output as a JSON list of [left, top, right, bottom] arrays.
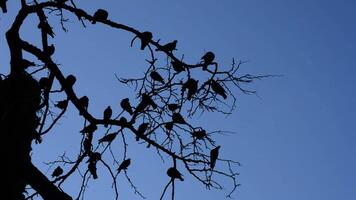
[[150, 71, 165, 84], [0, 0, 7, 13], [211, 80, 227, 99], [117, 158, 131, 173], [172, 113, 186, 124], [52, 166, 63, 177], [55, 99, 68, 110], [191, 129, 207, 140], [78, 96, 89, 115], [83, 138, 92, 153], [142, 93, 157, 109], [120, 98, 133, 115], [92, 9, 108, 24], [65, 74, 76, 88], [182, 78, 198, 100], [118, 117, 128, 126], [103, 106, 112, 128], [164, 121, 174, 131], [88, 152, 101, 163], [156, 40, 177, 52], [20, 59, 35, 69], [167, 103, 179, 112], [140, 31, 153, 50], [136, 122, 149, 141], [210, 146, 220, 169], [45, 44, 55, 56], [39, 77, 50, 90], [88, 161, 98, 179], [201, 51, 215, 70], [98, 133, 116, 143], [38, 21, 55, 38], [171, 60, 185, 73], [167, 167, 184, 181], [80, 123, 97, 134]]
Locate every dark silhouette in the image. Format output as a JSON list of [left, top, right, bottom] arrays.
[[0, 1, 267, 200]]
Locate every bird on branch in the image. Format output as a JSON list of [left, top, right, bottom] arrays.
[[103, 106, 112, 128], [150, 71, 165, 84], [210, 146, 220, 170], [51, 166, 63, 178], [156, 40, 177, 52], [120, 98, 133, 115], [117, 158, 131, 173], [92, 9, 109, 24], [211, 80, 227, 99], [98, 132, 116, 144], [171, 60, 185, 73], [167, 167, 184, 181], [201, 51, 215, 70], [182, 78, 198, 100]]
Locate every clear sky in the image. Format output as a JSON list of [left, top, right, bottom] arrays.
[[1, 0, 356, 200]]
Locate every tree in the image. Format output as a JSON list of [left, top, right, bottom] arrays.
[[0, 1, 267, 199]]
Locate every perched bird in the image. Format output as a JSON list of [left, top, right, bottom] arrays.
[[167, 103, 179, 112], [191, 129, 207, 140], [120, 98, 133, 115], [88, 161, 98, 179], [156, 40, 177, 52], [88, 152, 101, 163], [182, 78, 198, 100], [55, 99, 68, 110], [80, 123, 97, 134], [140, 31, 153, 50], [38, 21, 55, 38], [98, 133, 116, 143], [0, 0, 8, 13], [117, 158, 131, 173], [142, 93, 157, 109], [211, 80, 227, 99], [210, 146, 220, 169], [150, 71, 165, 84], [167, 167, 184, 181], [201, 51, 215, 70], [45, 44, 55, 56], [172, 113, 186, 124], [52, 166, 63, 178], [136, 122, 149, 141], [83, 138, 92, 153], [92, 9, 108, 24], [65, 74, 76, 88], [20, 59, 35, 69], [103, 106, 112, 128], [171, 60, 185, 73], [164, 121, 174, 131], [118, 117, 128, 126], [39, 77, 50, 90]]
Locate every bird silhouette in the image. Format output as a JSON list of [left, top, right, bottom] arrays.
[[164, 121, 174, 131], [88, 161, 98, 179], [140, 31, 153, 50], [92, 9, 108, 24], [39, 77, 50, 90], [156, 40, 177, 52], [210, 146, 220, 169], [136, 122, 149, 141], [211, 80, 227, 99], [142, 93, 157, 109], [0, 0, 7, 13], [88, 152, 101, 163], [38, 21, 55, 38], [191, 129, 207, 140], [167, 103, 179, 112], [52, 166, 63, 178], [201, 51, 215, 70], [55, 99, 68, 110], [167, 167, 184, 181], [98, 133, 116, 144], [65, 74, 76, 88], [45, 44, 55, 56], [172, 113, 186, 124], [20, 59, 35, 69], [120, 98, 133, 115], [78, 96, 89, 115], [171, 60, 185, 73], [117, 158, 131, 173], [103, 106, 112, 128], [83, 138, 92, 153], [182, 78, 198, 100], [80, 123, 97, 134], [150, 71, 165, 84]]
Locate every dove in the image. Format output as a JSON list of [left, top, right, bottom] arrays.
[[103, 106, 112, 128], [52, 166, 63, 177], [172, 113, 186, 124], [120, 98, 133, 115], [98, 133, 116, 143], [191, 129, 207, 140], [80, 123, 97, 134], [88, 161, 98, 179], [201, 51, 215, 70], [210, 146, 220, 169], [150, 71, 165, 84], [167, 103, 179, 112], [156, 40, 177, 52], [165, 121, 174, 131], [182, 78, 198, 100], [136, 122, 149, 141], [171, 60, 185, 73], [45, 44, 55, 56], [92, 9, 108, 24], [211, 80, 227, 99], [167, 167, 184, 181], [65, 74, 76, 88], [117, 158, 131, 173], [39, 77, 50, 90], [140, 31, 153, 50], [55, 99, 68, 110]]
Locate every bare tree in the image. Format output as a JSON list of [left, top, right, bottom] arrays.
[[0, 1, 269, 200]]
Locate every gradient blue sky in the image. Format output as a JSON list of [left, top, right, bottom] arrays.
[[1, 0, 356, 199]]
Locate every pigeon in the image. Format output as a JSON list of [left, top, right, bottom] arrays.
[[103, 106, 112, 128], [39, 77, 50, 90], [83, 138, 92, 153], [167, 103, 179, 112], [142, 93, 157, 109], [136, 122, 149, 141], [167, 167, 184, 181], [150, 71, 165, 84], [45, 44, 55, 56], [120, 98, 133, 115], [98, 133, 116, 144], [211, 80, 227, 99], [172, 113, 186, 124], [88, 161, 98, 179], [156, 40, 177, 52], [191, 129, 207, 140], [117, 158, 131, 173], [171, 60, 185, 73], [140, 31, 153, 50], [52, 166, 63, 177], [201, 51, 215, 70], [80, 123, 97, 134], [164, 121, 174, 131], [210, 146, 220, 169], [182, 78, 198, 100], [55, 99, 68, 110], [65, 74, 76, 88], [92, 9, 108, 24], [0, 0, 7, 13]]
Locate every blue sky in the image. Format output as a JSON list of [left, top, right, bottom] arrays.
[[1, 0, 356, 199]]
